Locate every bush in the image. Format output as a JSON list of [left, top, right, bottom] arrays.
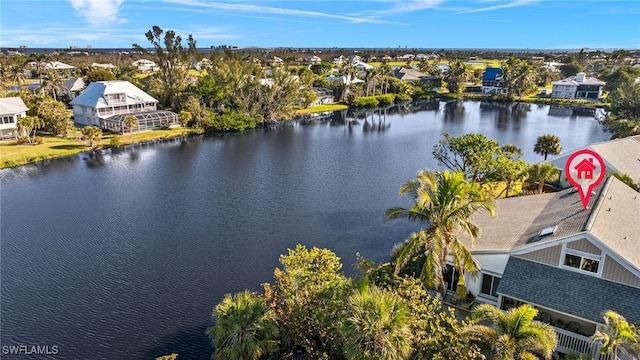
[[377, 94, 395, 105], [394, 93, 412, 102], [208, 111, 260, 132], [16, 136, 29, 145], [354, 97, 380, 107], [109, 136, 121, 148], [32, 136, 43, 145]]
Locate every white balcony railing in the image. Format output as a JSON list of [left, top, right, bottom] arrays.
[[554, 327, 636, 360]]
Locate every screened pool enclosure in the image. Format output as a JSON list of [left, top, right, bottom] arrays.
[[101, 111, 180, 134]]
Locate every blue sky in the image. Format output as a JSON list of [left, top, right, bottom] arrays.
[[1, 0, 639, 49]]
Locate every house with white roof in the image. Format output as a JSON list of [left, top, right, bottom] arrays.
[[91, 62, 117, 69], [305, 55, 322, 64], [132, 59, 158, 71], [70, 81, 179, 134], [551, 72, 605, 100], [452, 176, 639, 359], [0, 97, 28, 140]]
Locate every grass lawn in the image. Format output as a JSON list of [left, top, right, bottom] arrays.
[[293, 103, 349, 115], [0, 136, 90, 168], [0, 127, 200, 169]]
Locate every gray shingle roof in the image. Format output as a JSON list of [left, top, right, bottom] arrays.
[[0, 97, 28, 115], [465, 176, 640, 271], [497, 257, 640, 324]]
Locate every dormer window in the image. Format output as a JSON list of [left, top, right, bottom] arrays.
[[563, 252, 600, 274]]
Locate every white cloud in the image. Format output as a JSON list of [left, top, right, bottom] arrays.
[[353, 0, 444, 17], [163, 0, 389, 24], [69, 0, 126, 25], [456, 0, 538, 14]]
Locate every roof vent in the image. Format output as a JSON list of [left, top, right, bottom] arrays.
[[539, 225, 557, 237]]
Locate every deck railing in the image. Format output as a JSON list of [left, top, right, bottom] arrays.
[[554, 327, 636, 360]]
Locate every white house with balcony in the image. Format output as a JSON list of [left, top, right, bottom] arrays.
[[552, 72, 605, 100], [0, 97, 28, 140], [449, 176, 639, 360], [70, 81, 179, 134]]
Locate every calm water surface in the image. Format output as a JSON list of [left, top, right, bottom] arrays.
[[0, 101, 609, 359]]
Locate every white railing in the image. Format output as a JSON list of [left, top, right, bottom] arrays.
[[554, 326, 593, 356], [555, 327, 636, 360]]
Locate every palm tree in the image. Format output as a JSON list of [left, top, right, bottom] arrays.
[[123, 115, 138, 134], [342, 285, 413, 360], [209, 290, 278, 360], [462, 304, 557, 360], [533, 134, 562, 160], [385, 170, 496, 295], [591, 311, 640, 359], [527, 162, 557, 194], [444, 59, 472, 95]]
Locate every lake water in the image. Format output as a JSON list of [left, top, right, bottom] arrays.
[[0, 100, 610, 359]]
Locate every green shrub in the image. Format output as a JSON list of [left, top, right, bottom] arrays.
[[109, 136, 121, 148], [209, 111, 260, 132], [377, 94, 395, 105], [354, 97, 380, 107]]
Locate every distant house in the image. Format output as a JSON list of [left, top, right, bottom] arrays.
[[456, 176, 640, 360], [305, 55, 322, 64], [62, 77, 86, 96], [267, 56, 284, 66], [29, 61, 76, 77], [309, 87, 333, 105], [481, 67, 505, 94], [348, 54, 362, 64], [91, 62, 117, 69], [132, 59, 158, 71], [332, 55, 346, 65], [0, 97, 28, 140], [393, 67, 442, 90], [70, 80, 180, 134], [353, 61, 374, 75], [551, 73, 605, 100], [192, 58, 212, 70]]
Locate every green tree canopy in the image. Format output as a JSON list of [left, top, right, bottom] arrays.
[[591, 310, 640, 358], [432, 132, 500, 182], [533, 134, 562, 160], [263, 245, 350, 358], [341, 284, 413, 360], [35, 98, 73, 136], [84, 67, 116, 83], [385, 170, 496, 295], [527, 162, 557, 194], [463, 304, 558, 360], [210, 290, 278, 360], [80, 126, 102, 147]]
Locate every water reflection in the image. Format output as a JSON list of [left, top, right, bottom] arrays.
[[444, 100, 466, 123], [480, 101, 531, 130]]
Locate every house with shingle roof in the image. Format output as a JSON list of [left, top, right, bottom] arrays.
[[454, 176, 639, 359], [549, 135, 640, 188]]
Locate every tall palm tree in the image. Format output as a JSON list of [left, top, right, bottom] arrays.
[[591, 311, 640, 359], [533, 134, 562, 160], [342, 285, 413, 360], [444, 59, 472, 95], [527, 162, 557, 194], [462, 304, 557, 360], [209, 290, 278, 360], [385, 170, 496, 295]]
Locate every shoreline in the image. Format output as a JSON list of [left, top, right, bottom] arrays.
[[0, 98, 607, 169]]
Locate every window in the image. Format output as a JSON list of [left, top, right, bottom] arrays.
[[563, 253, 599, 274], [481, 273, 501, 298]]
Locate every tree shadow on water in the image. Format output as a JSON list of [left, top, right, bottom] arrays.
[[145, 323, 213, 360]]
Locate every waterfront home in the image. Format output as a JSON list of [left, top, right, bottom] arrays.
[[393, 67, 442, 90], [70, 80, 179, 134], [549, 135, 640, 188], [481, 67, 505, 94], [551, 73, 605, 100], [309, 87, 333, 105], [454, 176, 639, 359], [0, 97, 28, 140], [91, 62, 117, 69]]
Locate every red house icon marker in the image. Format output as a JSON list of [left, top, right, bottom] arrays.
[[574, 158, 596, 180]]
